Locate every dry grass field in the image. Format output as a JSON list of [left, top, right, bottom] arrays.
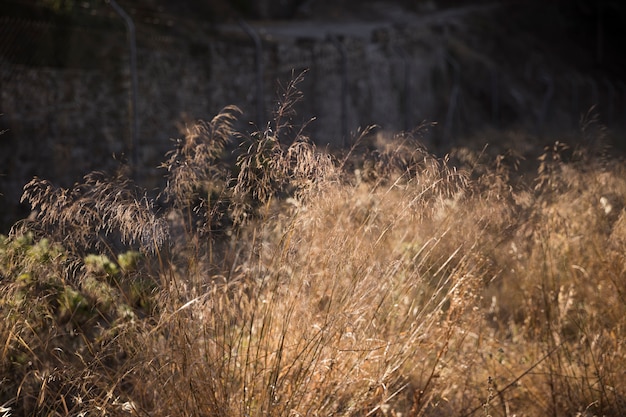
[[2, 79, 626, 416]]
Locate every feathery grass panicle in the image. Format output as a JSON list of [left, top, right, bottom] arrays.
[[19, 172, 168, 255], [161, 105, 241, 209], [230, 71, 337, 226]]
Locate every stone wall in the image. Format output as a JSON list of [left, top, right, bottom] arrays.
[[0, 14, 458, 229], [2, 3, 622, 230]]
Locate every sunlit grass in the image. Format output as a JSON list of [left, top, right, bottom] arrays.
[[1, 78, 626, 416]]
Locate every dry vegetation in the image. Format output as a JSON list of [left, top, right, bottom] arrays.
[[1, 77, 626, 416]]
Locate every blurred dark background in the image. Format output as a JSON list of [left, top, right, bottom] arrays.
[[2, 0, 626, 231]]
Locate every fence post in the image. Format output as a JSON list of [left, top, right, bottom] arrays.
[[239, 19, 265, 129], [536, 73, 554, 134], [331, 35, 348, 147], [491, 66, 499, 126], [604, 78, 615, 126], [443, 53, 460, 148], [618, 81, 626, 127], [569, 73, 580, 128], [394, 45, 412, 132], [106, 0, 139, 175], [589, 78, 599, 110]]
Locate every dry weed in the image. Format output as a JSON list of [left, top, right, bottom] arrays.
[[3, 75, 626, 417]]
